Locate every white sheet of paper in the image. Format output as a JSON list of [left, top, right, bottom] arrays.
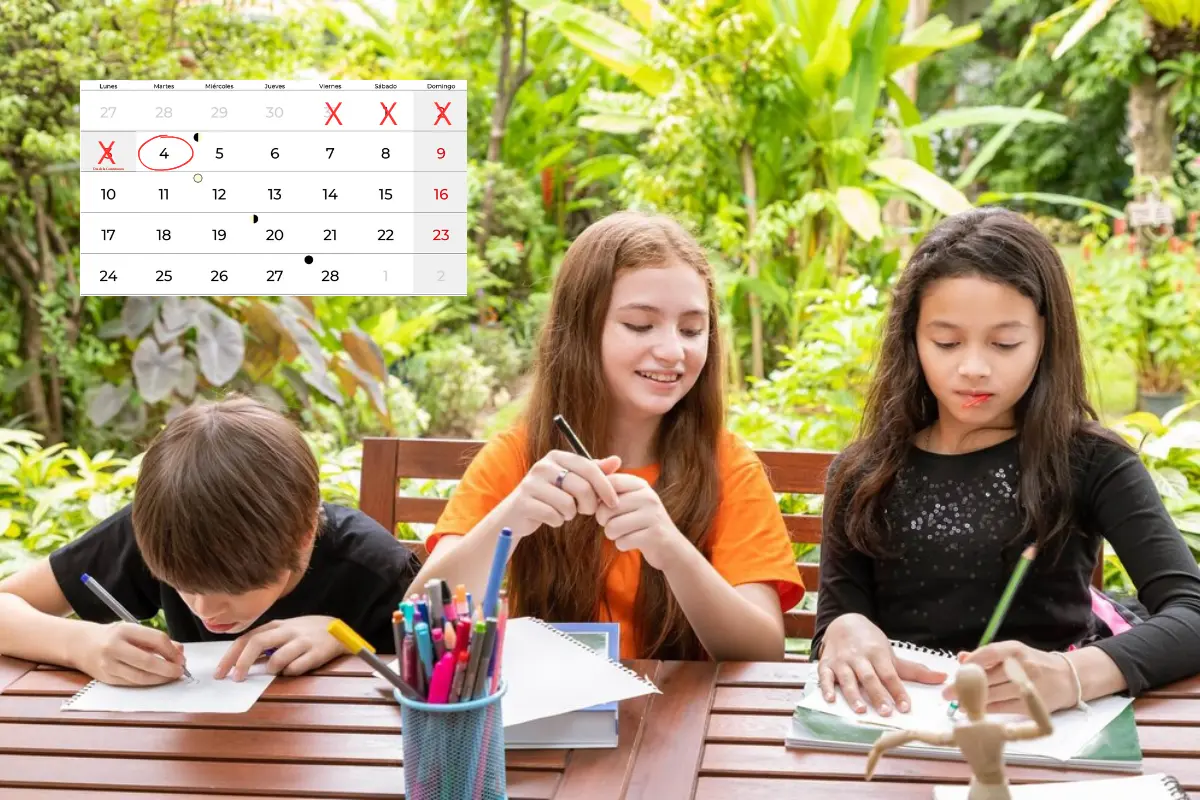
[[933, 773, 1179, 799], [497, 618, 659, 727], [798, 642, 1133, 762], [380, 618, 660, 728], [61, 641, 275, 714]]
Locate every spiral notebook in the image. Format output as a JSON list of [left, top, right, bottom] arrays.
[[790, 640, 1141, 772], [505, 621, 622, 748], [933, 773, 1186, 799], [497, 617, 659, 728], [61, 641, 274, 714]]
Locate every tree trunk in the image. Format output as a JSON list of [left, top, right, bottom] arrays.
[[882, 0, 929, 251], [2, 174, 74, 444], [1127, 74, 1175, 186], [475, 2, 532, 256], [739, 141, 764, 381]]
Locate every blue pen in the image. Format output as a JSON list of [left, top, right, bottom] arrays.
[[415, 599, 430, 627], [414, 620, 434, 684], [483, 528, 512, 620]]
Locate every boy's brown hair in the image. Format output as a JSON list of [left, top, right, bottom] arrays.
[[132, 394, 321, 594]]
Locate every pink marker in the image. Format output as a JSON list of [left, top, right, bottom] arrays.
[[427, 652, 455, 704]]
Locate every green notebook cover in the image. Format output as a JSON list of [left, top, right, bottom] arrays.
[[787, 703, 1142, 772]]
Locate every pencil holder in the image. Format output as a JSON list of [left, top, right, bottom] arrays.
[[394, 680, 508, 800]]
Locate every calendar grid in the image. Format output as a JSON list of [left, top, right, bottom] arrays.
[[81, 79, 467, 297]]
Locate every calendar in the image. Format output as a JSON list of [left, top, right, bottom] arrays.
[[79, 80, 467, 297]]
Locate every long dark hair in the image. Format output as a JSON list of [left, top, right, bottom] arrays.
[[510, 211, 724, 660], [826, 207, 1121, 560]]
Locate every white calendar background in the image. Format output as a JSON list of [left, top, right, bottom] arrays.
[[79, 80, 467, 297]]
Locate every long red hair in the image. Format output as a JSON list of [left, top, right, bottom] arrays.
[[509, 211, 725, 660]]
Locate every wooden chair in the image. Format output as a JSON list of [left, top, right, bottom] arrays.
[[358, 437, 1105, 643]]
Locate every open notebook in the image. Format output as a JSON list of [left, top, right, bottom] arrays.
[[790, 640, 1140, 772], [61, 641, 275, 714], [933, 773, 1186, 799], [505, 621, 622, 749]]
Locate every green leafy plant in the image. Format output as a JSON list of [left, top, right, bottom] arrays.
[[87, 296, 396, 439], [728, 274, 884, 451], [0, 429, 141, 580], [1073, 231, 1200, 395], [1111, 402, 1200, 555]]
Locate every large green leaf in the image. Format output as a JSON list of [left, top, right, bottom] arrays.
[[618, 0, 673, 29], [885, 77, 933, 171], [885, 16, 981, 75], [903, 105, 1066, 137], [956, 93, 1047, 189], [842, 1, 892, 138], [515, 0, 673, 95], [834, 187, 882, 241], [578, 114, 652, 134], [866, 157, 972, 216], [1052, 0, 1122, 61], [800, 25, 852, 98], [974, 191, 1123, 218]]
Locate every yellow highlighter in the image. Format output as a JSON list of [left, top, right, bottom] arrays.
[[328, 619, 422, 701]]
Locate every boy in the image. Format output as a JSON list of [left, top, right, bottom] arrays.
[[0, 394, 421, 685]]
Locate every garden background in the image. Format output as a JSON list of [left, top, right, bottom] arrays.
[[2, 0, 1198, 647]]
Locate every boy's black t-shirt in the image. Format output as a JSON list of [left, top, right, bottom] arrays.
[[49, 502, 420, 653]]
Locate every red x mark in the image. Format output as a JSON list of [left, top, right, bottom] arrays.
[[379, 101, 397, 126], [324, 102, 343, 126], [97, 141, 115, 165], [433, 101, 451, 126]]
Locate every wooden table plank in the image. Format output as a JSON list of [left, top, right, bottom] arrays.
[[0, 655, 34, 694], [716, 662, 1200, 698], [704, 712, 1200, 755], [554, 661, 660, 800], [0, 722, 567, 770], [0, 793, 312, 800], [697, 777, 1198, 800], [621, 661, 717, 800], [711, 685, 1200, 724], [700, 743, 1200, 789], [0, 695, 405, 733], [0, 754, 560, 799], [696, 777, 955, 800]]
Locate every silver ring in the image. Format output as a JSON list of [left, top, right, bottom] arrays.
[[555, 468, 569, 490]]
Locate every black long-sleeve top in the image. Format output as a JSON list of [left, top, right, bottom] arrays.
[[811, 432, 1200, 696]]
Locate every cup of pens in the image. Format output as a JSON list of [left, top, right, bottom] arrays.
[[328, 530, 515, 800]]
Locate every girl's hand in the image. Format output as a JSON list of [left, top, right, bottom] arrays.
[[817, 613, 947, 716], [948, 641, 1077, 713], [502, 451, 622, 539], [595, 473, 689, 570]]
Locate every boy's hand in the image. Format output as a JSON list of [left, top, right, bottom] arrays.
[[215, 616, 342, 681], [78, 621, 187, 686]]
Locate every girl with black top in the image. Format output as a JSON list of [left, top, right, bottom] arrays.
[[813, 207, 1200, 718]]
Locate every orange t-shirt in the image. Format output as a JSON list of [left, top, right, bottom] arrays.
[[427, 427, 805, 659]]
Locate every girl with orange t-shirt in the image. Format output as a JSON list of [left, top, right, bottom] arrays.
[[408, 211, 803, 661]]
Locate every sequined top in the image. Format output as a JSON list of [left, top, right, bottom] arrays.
[[812, 432, 1200, 695]]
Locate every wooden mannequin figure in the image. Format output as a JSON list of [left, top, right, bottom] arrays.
[[865, 659, 1054, 800]]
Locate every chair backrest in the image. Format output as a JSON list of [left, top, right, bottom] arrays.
[[359, 437, 1104, 642]]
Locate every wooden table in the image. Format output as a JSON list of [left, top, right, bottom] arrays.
[[1, 655, 1197, 798]]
